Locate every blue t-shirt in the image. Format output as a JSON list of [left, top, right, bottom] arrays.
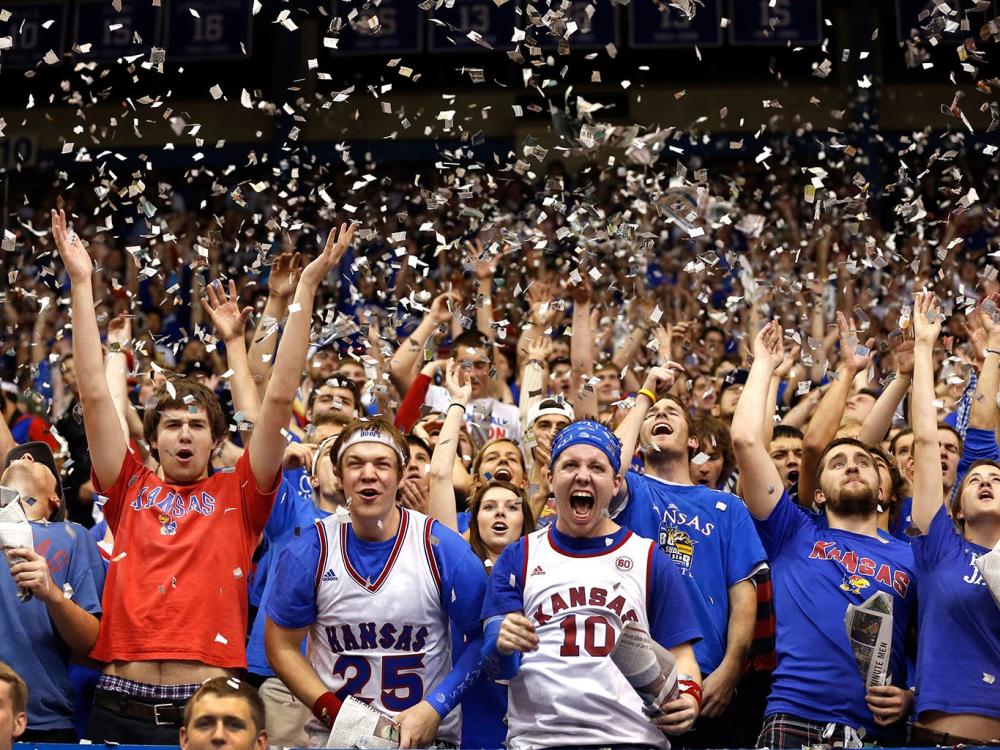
[[890, 496, 913, 541], [754, 493, 917, 740], [247, 472, 331, 677], [482, 524, 702, 651], [250, 467, 314, 608], [266, 509, 489, 677], [958, 427, 1000, 482], [618, 473, 767, 674], [0, 521, 105, 730], [910, 506, 1000, 718]]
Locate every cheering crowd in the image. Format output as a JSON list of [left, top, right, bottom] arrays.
[[1, 162, 999, 750]]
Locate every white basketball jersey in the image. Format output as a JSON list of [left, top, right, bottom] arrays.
[[306, 508, 459, 745], [507, 527, 668, 750]]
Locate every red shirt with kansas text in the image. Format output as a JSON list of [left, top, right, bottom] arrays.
[[90, 449, 279, 667]]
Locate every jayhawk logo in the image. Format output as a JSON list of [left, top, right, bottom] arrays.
[[840, 573, 870, 595], [660, 527, 696, 576], [158, 513, 178, 536]]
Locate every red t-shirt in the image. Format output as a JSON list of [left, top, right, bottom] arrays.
[[90, 449, 279, 667]]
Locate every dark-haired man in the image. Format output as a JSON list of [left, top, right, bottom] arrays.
[[769, 425, 804, 498], [51, 208, 357, 743], [180, 677, 267, 750], [732, 321, 916, 748], [615, 369, 766, 749]]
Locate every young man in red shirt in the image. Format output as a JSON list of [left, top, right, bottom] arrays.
[[51, 208, 356, 743]]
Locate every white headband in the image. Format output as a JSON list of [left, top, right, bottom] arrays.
[[336, 426, 407, 466]]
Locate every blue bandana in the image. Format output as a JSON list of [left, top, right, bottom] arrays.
[[549, 420, 622, 474]]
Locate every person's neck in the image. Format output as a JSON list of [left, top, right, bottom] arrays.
[[825, 509, 880, 537], [644, 451, 693, 485], [317, 490, 345, 514], [965, 517, 1000, 549], [555, 517, 618, 539], [352, 505, 401, 542], [22, 497, 51, 522]]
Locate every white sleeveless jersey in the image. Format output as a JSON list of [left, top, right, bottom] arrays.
[[507, 527, 668, 750], [306, 509, 459, 745]]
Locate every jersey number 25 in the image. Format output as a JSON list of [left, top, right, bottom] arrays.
[[332, 654, 425, 711]]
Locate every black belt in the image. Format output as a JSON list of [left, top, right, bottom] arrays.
[[911, 724, 1000, 747], [94, 688, 187, 727]]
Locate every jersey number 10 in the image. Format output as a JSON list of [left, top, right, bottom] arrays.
[[559, 614, 615, 657]]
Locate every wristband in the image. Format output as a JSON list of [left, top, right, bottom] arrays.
[[312, 692, 342, 729], [525, 359, 545, 369], [638, 388, 657, 403], [448, 402, 467, 413], [678, 678, 702, 711]]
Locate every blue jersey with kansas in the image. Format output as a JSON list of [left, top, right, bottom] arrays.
[[614, 473, 767, 674], [754, 492, 917, 740], [910, 506, 1000, 718], [247, 470, 331, 676], [0, 521, 105, 730]]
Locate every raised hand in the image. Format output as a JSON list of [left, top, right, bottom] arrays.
[[300, 222, 356, 288], [525, 335, 553, 364], [201, 279, 253, 343], [569, 271, 593, 304], [106, 312, 132, 349], [526, 281, 559, 328], [642, 363, 687, 396], [468, 239, 502, 282], [835, 311, 876, 373], [773, 343, 801, 380], [912, 291, 942, 346], [268, 252, 303, 301], [890, 327, 916, 377], [428, 291, 462, 325], [752, 320, 786, 370], [976, 292, 1000, 341], [50, 208, 93, 283], [445, 359, 472, 405]]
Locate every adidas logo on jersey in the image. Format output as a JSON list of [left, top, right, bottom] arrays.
[[530, 565, 545, 576], [322, 569, 338, 582]]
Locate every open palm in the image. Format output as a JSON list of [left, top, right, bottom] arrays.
[[50, 208, 93, 282]]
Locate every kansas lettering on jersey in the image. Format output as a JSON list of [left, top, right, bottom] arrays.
[[808, 541, 912, 597], [507, 527, 666, 750], [307, 509, 459, 745]]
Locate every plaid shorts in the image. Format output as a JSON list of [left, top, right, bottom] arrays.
[[95, 675, 201, 701], [757, 713, 865, 749]]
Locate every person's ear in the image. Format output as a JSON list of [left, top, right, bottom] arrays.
[[13, 710, 26, 739], [178, 726, 189, 750], [814, 488, 827, 508], [711, 404, 721, 418], [254, 730, 269, 750]]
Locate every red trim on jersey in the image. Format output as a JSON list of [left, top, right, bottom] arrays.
[[546, 526, 634, 558], [423, 518, 442, 594], [520, 534, 530, 591], [313, 520, 328, 590], [646, 541, 656, 612], [341, 509, 409, 593]]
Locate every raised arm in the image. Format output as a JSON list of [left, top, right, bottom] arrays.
[[388, 291, 459, 394], [799, 312, 874, 504], [51, 209, 127, 488], [910, 292, 944, 533], [428, 360, 472, 533], [764, 345, 800, 448], [569, 276, 599, 419], [248, 252, 302, 399], [201, 279, 258, 449], [615, 364, 685, 470], [858, 332, 914, 445], [248, 223, 356, 492], [519, 335, 552, 422], [471, 240, 500, 343], [967, 293, 1000, 431], [731, 321, 787, 520], [105, 313, 133, 442]]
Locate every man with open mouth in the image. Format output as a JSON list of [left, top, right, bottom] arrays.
[[482, 420, 703, 749], [265, 417, 489, 749]]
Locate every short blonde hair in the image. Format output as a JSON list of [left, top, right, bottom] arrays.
[[0, 663, 27, 716]]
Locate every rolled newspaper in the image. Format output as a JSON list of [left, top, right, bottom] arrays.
[[324, 696, 400, 749], [844, 590, 894, 690], [610, 622, 678, 718], [0, 495, 34, 603]]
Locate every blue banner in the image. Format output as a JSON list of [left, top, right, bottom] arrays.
[[166, 0, 252, 60], [0, 1, 67, 69], [74, 0, 161, 61], [429, 0, 517, 51], [531, 0, 619, 50], [629, 0, 722, 48], [728, 0, 821, 46], [333, 0, 423, 55]]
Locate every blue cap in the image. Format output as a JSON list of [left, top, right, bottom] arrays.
[[549, 420, 622, 475]]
